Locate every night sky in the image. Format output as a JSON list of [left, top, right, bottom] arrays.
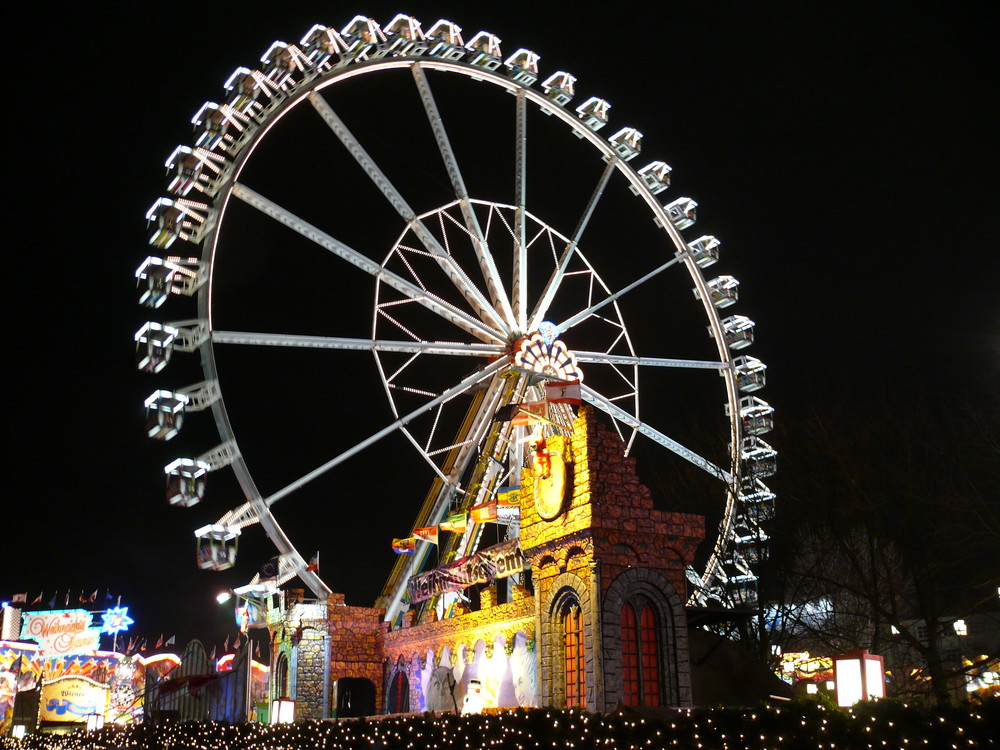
[[7, 2, 996, 650]]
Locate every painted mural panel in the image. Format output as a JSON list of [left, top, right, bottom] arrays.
[[416, 631, 536, 712]]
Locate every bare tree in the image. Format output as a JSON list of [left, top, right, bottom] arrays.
[[765, 381, 1000, 705]]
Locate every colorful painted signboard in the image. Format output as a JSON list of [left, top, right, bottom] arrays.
[[20, 610, 101, 655], [40, 675, 108, 722]]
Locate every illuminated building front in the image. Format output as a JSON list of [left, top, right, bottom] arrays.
[[269, 408, 704, 716]]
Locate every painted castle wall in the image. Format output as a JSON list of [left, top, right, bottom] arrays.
[[272, 408, 704, 716]]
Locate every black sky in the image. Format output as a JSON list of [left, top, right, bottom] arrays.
[[6, 2, 996, 647]]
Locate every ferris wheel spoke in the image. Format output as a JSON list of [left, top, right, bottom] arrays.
[[581, 384, 733, 484], [556, 254, 685, 335], [260, 356, 510, 510], [411, 64, 516, 329], [512, 90, 528, 331], [231, 182, 503, 344], [216, 501, 331, 595], [399, 425, 453, 485], [211, 330, 505, 358], [574, 351, 728, 370], [529, 159, 617, 331], [307, 91, 510, 337]]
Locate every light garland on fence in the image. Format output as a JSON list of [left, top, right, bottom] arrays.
[[1, 704, 994, 750]]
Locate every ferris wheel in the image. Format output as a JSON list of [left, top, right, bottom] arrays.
[[135, 13, 776, 624]]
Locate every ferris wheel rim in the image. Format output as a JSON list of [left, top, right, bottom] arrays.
[[137, 21, 766, 612]]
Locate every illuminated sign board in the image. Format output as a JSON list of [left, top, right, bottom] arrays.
[[407, 539, 529, 603], [20, 610, 101, 655], [40, 676, 108, 723], [100, 606, 134, 636]]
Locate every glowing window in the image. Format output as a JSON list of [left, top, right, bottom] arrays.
[[564, 604, 585, 708], [621, 604, 640, 705], [620, 602, 661, 706]]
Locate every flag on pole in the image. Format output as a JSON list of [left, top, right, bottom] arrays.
[[493, 400, 547, 426], [440, 511, 467, 533], [89, 589, 98, 603], [64, 592, 71, 607], [497, 487, 521, 523], [49, 593, 57, 609], [210, 645, 217, 660], [11, 593, 27, 605], [259, 557, 280, 582], [470, 501, 498, 523], [30, 592, 43, 606], [391, 537, 415, 554], [155, 634, 164, 649], [497, 486, 521, 506], [305, 552, 319, 572], [165, 635, 176, 647], [106, 591, 115, 602], [545, 379, 582, 405], [223, 634, 229, 652], [78, 590, 87, 604], [413, 526, 439, 545]]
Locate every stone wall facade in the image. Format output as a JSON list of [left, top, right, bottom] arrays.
[[520, 407, 704, 711], [273, 407, 704, 714], [269, 592, 386, 720]]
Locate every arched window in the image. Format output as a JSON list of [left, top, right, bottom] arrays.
[[564, 603, 585, 708], [275, 653, 289, 698], [620, 602, 661, 706], [387, 670, 409, 714]]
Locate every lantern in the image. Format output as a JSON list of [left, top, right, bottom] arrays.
[[271, 696, 295, 724], [833, 649, 885, 706]]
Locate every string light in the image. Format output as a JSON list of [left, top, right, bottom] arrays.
[[0, 702, 995, 749]]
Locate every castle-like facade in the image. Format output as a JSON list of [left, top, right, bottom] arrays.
[[269, 408, 704, 717]]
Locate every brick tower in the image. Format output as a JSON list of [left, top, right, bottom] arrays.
[[519, 407, 704, 710]]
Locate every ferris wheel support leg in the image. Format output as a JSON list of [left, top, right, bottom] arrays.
[[411, 63, 516, 330], [307, 91, 510, 337], [380, 372, 513, 624], [529, 159, 617, 332]]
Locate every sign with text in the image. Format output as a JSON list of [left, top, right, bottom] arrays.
[[40, 676, 108, 722], [407, 539, 529, 603], [20, 610, 101, 655]]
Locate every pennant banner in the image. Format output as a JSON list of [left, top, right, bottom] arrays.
[[545, 380, 582, 405], [470, 501, 497, 524], [440, 512, 467, 533], [406, 539, 529, 603], [493, 400, 547, 426], [392, 537, 415, 554], [413, 526, 439, 545], [496, 486, 521, 524], [305, 552, 319, 572], [497, 486, 520, 505]]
